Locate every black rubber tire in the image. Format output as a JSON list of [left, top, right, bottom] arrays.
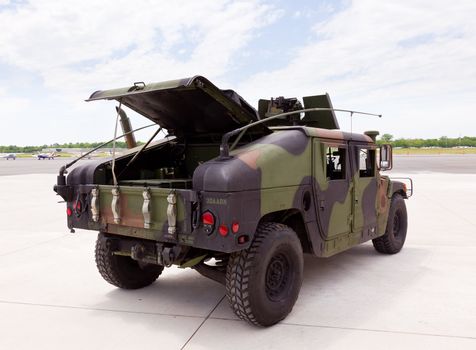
[[95, 233, 164, 289], [226, 222, 304, 327], [372, 194, 408, 254]]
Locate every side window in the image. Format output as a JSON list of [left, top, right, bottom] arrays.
[[359, 148, 375, 177], [326, 146, 346, 180]]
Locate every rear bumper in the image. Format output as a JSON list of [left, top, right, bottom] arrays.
[[54, 183, 260, 253]]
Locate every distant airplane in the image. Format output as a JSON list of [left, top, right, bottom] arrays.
[[36, 152, 57, 160]]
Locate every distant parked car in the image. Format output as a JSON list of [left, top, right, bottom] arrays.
[[4, 153, 16, 160]]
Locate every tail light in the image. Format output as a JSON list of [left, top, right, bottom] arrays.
[[231, 222, 239, 233], [219, 224, 228, 237], [202, 211, 215, 234]]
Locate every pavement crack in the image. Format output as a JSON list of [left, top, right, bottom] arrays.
[[279, 321, 476, 341], [207, 316, 476, 340], [180, 295, 226, 350], [0, 299, 204, 319]]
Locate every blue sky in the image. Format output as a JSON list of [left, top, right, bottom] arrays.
[[0, 0, 475, 145]]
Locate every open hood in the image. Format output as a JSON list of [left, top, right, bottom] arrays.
[[87, 76, 267, 136]]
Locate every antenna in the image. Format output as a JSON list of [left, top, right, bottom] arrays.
[[220, 107, 382, 158], [349, 110, 382, 139], [350, 111, 354, 138]]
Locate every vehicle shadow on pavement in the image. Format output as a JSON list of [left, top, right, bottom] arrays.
[[90, 242, 430, 333], [287, 242, 431, 327], [301, 242, 430, 293], [94, 267, 225, 318]]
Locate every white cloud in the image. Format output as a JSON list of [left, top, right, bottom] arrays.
[[0, 88, 31, 114], [0, 0, 282, 144], [1, 0, 475, 144], [0, 88, 33, 145], [0, 0, 278, 95], [238, 0, 476, 137]]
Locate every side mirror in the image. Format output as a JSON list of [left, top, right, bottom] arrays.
[[379, 144, 393, 171]]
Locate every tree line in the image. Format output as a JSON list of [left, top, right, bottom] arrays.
[[376, 135, 476, 148], [0, 141, 140, 153], [1, 136, 475, 153]]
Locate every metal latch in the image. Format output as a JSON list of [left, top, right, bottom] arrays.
[[166, 191, 177, 239], [90, 187, 100, 222], [319, 199, 325, 211], [111, 187, 121, 224], [142, 188, 151, 229]]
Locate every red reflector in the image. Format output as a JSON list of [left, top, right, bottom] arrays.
[[219, 224, 228, 236], [232, 222, 239, 233], [202, 211, 215, 225], [66, 207, 72, 216], [75, 201, 81, 211], [238, 235, 249, 244]]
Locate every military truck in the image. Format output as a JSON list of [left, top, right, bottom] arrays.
[[54, 76, 411, 327]]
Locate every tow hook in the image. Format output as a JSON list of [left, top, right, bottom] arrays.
[[131, 244, 146, 261], [156, 244, 176, 267], [130, 243, 160, 265]]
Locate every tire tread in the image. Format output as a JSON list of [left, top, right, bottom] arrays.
[[225, 222, 290, 326], [95, 233, 164, 289], [372, 194, 407, 254]]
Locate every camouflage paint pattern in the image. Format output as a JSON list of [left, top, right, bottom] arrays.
[[56, 77, 407, 262], [61, 125, 402, 258]]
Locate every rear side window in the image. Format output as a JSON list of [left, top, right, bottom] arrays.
[[326, 146, 346, 180], [359, 148, 375, 177]]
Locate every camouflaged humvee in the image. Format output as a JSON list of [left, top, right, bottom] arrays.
[[54, 76, 410, 327]]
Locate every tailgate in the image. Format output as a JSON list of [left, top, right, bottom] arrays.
[[96, 185, 197, 242]]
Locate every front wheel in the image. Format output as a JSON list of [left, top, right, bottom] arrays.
[[373, 194, 408, 254], [226, 222, 304, 327], [95, 233, 164, 289]]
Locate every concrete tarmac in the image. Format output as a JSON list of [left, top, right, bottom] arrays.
[[393, 154, 476, 174], [0, 158, 475, 349], [2, 154, 476, 176], [0, 158, 96, 176]]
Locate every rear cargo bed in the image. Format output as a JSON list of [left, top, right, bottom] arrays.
[[119, 179, 193, 189]]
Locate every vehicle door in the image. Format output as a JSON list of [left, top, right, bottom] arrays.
[[350, 143, 378, 239], [312, 139, 352, 240]]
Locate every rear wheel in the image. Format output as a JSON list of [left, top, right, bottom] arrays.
[[95, 233, 164, 289], [373, 194, 407, 254], [226, 222, 303, 327]]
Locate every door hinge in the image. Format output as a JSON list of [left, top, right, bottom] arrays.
[[165, 191, 177, 240], [90, 187, 100, 222], [111, 187, 121, 224], [142, 188, 151, 229]]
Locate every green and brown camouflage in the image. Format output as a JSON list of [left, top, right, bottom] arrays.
[[54, 75, 408, 266]]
